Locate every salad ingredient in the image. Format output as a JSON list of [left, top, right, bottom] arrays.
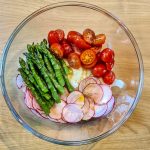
[[90, 46, 102, 54], [50, 43, 64, 58], [16, 74, 24, 89], [68, 53, 81, 69], [48, 30, 59, 45], [102, 71, 115, 85], [100, 84, 112, 104], [103, 96, 115, 116], [60, 59, 70, 75], [55, 29, 65, 42], [62, 104, 83, 123], [106, 60, 114, 71], [92, 64, 107, 77], [99, 48, 114, 63], [32, 97, 41, 111], [67, 31, 82, 43], [93, 34, 106, 46], [71, 44, 81, 55], [24, 89, 33, 109], [83, 83, 103, 104], [82, 58, 97, 69], [49, 100, 66, 120], [80, 49, 96, 65], [93, 104, 107, 118], [60, 88, 69, 102], [82, 97, 90, 115], [83, 28, 95, 44], [61, 40, 73, 58]]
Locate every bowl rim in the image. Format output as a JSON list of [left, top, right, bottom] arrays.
[[0, 1, 144, 146]]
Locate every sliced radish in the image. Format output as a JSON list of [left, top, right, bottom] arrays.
[[89, 77, 101, 84], [37, 110, 49, 119], [103, 96, 115, 116], [79, 77, 97, 92], [93, 104, 107, 118], [24, 89, 33, 109], [32, 97, 41, 111], [99, 85, 112, 104], [21, 85, 27, 93], [49, 100, 66, 120], [83, 83, 103, 104], [48, 116, 59, 123], [60, 88, 69, 102], [67, 91, 85, 108], [82, 97, 90, 115], [82, 98, 95, 120], [58, 119, 67, 123], [31, 109, 42, 118], [62, 104, 83, 123], [16, 74, 24, 89]]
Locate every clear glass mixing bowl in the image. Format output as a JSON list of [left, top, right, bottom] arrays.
[[0, 1, 144, 146]]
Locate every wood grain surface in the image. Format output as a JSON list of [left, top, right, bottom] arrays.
[[0, 0, 150, 149]]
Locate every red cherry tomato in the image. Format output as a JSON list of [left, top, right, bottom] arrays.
[[61, 40, 73, 58], [67, 31, 82, 42], [93, 34, 106, 46], [48, 31, 59, 45], [82, 58, 97, 69], [106, 60, 114, 71], [68, 53, 81, 69], [92, 64, 107, 77], [83, 28, 95, 44], [50, 43, 64, 58], [102, 71, 115, 85], [71, 44, 81, 55], [55, 29, 65, 42], [100, 48, 115, 63], [80, 49, 96, 65], [90, 46, 102, 54]]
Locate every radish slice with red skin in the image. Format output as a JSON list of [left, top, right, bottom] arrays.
[[88, 77, 101, 84], [82, 98, 95, 120], [31, 109, 43, 118], [82, 97, 90, 115], [83, 83, 103, 105], [32, 97, 41, 111], [99, 85, 112, 104], [62, 104, 83, 123], [93, 104, 107, 118], [48, 117, 59, 122], [21, 86, 27, 93], [103, 96, 115, 116], [37, 110, 49, 119], [16, 74, 24, 89], [60, 88, 69, 102], [24, 89, 33, 109], [49, 100, 66, 120], [67, 91, 85, 108], [79, 78, 97, 92], [58, 119, 67, 123]]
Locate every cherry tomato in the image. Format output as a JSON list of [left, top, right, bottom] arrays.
[[61, 40, 73, 58], [48, 31, 59, 45], [92, 64, 107, 77], [82, 58, 97, 69], [50, 43, 64, 58], [90, 46, 102, 54], [102, 71, 115, 85], [80, 49, 96, 65], [68, 53, 81, 69], [55, 29, 65, 42], [100, 48, 115, 63], [106, 60, 114, 71], [71, 44, 81, 55], [83, 28, 95, 44], [67, 31, 91, 49], [93, 34, 106, 46]]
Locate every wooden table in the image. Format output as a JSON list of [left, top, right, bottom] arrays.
[[0, 0, 150, 149]]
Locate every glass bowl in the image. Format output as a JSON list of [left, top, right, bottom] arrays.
[[0, 1, 144, 146]]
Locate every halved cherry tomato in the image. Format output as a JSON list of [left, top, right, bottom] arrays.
[[50, 43, 64, 58], [90, 46, 102, 54], [92, 64, 107, 77], [93, 34, 106, 46], [102, 71, 115, 85], [82, 58, 97, 69], [55, 29, 65, 42], [68, 53, 81, 69], [83, 28, 95, 44], [48, 31, 59, 45], [67, 31, 91, 49], [80, 49, 96, 65], [100, 48, 114, 63], [106, 60, 114, 71], [61, 40, 73, 58]]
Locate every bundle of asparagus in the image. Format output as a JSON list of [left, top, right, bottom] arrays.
[[18, 39, 74, 115]]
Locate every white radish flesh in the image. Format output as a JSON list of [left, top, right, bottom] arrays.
[[62, 104, 83, 123], [83, 83, 103, 104], [82, 97, 90, 115], [93, 104, 107, 118], [49, 100, 66, 120]]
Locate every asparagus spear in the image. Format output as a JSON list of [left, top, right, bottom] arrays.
[[18, 68, 50, 115], [19, 57, 51, 100], [38, 42, 65, 87], [60, 59, 69, 75], [26, 54, 61, 103]]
